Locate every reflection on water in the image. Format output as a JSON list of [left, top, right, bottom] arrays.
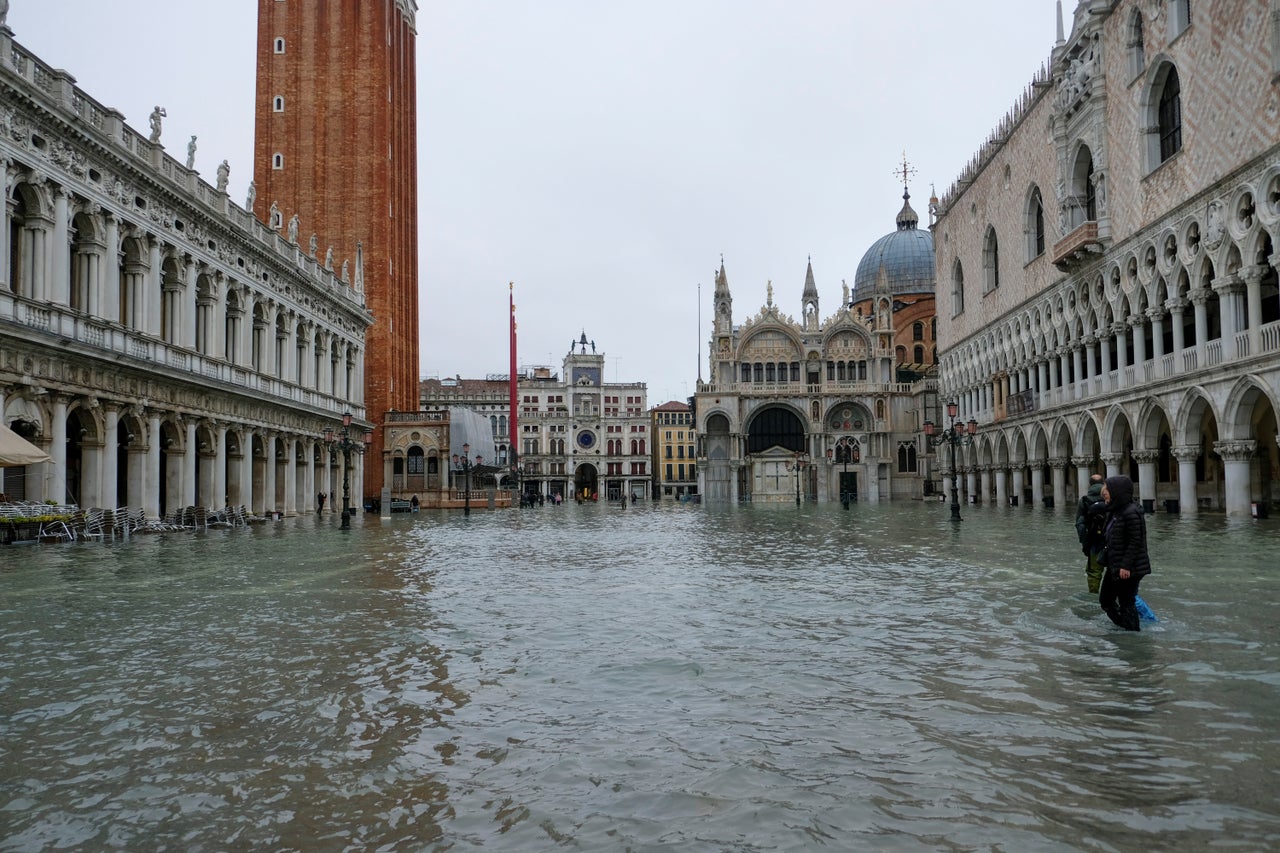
[[2, 502, 1278, 850]]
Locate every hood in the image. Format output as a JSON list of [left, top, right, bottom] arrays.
[[1105, 475, 1135, 508], [1086, 481, 1104, 499]]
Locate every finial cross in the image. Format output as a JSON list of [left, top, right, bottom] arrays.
[[893, 151, 917, 189]]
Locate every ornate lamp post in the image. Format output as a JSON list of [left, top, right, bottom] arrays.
[[785, 450, 810, 506], [324, 412, 371, 530], [451, 442, 483, 517], [923, 401, 977, 522]]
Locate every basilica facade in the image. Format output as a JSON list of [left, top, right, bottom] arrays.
[[1, 25, 372, 517], [695, 191, 938, 504], [934, 0, 1280, 517]]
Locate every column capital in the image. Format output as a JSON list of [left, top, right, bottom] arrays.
[[1170, 444, 1200, 463], [1071, 455, 1094, 469], [1131, 450, 1159, 464], [1145, 306, 1165, 321], [1213, 439, 1256, 462], [1188, 288, 1213, 306], [1239, 264, 1268, 285], [1047, 455, 1071, 468], [1164, 297, 1189, 313], [1211, 273, 1245, 296], [1099, 452, 1124, 467]]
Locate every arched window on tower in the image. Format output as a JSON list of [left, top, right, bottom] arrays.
[[273, 96, 284, 112], [272, 152, 284, 170]]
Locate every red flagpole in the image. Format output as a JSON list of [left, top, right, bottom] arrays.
[[509, 282, 518, 484]]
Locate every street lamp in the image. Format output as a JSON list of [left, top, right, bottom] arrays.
[[785, 450, 810, 506], [451, 442, 483, 517], [324, 411, 371, 530], [923, 400, 978, 522]]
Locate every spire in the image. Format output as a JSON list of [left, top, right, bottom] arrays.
[[802, 255, 818, 302], [1056, 0, 1065, 45], [896, 187, 919, 231], [893, 152, 920, 231], [714, 254, 730, 295]]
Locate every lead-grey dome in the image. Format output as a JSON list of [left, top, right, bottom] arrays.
[[851, 190, 935, 304]]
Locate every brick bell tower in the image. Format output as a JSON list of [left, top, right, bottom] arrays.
[[252, 0, 420, 501]]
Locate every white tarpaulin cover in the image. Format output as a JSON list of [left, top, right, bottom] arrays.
[[0, 423, 50, 466]]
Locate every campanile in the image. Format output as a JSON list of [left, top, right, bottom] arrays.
[[252, 0, 420, 498]]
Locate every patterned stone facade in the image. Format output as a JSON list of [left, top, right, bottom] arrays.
[[934, 0, 1280, 516]]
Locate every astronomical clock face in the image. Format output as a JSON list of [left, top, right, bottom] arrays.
[[576, 431, 596, 450], [829, 408, 864, 431]]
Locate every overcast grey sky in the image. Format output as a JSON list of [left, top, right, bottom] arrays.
[[12, 1, 1057, 405]]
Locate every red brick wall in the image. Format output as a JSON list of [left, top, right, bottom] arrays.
[[253, 0, 421, 497]]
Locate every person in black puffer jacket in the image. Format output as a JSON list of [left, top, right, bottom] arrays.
[[1099, 475, 1152, 631]]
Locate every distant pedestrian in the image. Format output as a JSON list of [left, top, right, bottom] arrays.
[[316, 492, 326, 513], [1099, 475, 1152, 631], [1075, 473, 1107, 593]]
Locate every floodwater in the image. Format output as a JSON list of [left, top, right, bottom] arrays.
[[1, 500, 1278, 851]]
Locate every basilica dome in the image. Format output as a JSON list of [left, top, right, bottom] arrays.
[[851, 189, 935, 304]]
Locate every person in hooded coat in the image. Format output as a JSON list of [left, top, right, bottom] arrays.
[[1099, 475, 1152, 631]]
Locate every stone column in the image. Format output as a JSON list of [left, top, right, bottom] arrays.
[[48, 394, 69, 504], [1073, 456, 1093, 498], [1113, 322, 1129, 387], [1212, 274, 1243, 359], [1132, 450, 1159, 512], [183, 419, 197, 508], [1242, 265, 1266, 355], [213, 423, 228, 509], [146, 411, 162, 519], [102, 212, 121, 323], [1101, 452, 1123, 479], [1172, 444, 1199, 516], [1130, 315, 1147, 377], [182, 257, 197, 349], [283, 436, 298, 515], [1030, 464, 1044, 507], [1148, 308, 1165, 370], [994, 467, 1007, 506], [147, 239, 164, 337], [1068, 346, 1081, 399], [978, 466, 991, 504], [263, 432, 278, 514], [302, 438, 316, 512], [1191, 289, 1210, 364], [1167, 298, 1187, 362], [1083, 336, 1097, 389], [50, 189, 71, 306], [1215, 440, 1257, 518], [1010, 466, 1024, 506], [239, 429, 255, 512], [1099, 335, 1112, 391], [0, 158, 9, 290], [1049, 456, 1068, 508], [101, 404, 119, 508]]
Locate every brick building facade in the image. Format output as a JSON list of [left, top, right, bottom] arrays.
[[252, 0, 421, 500]]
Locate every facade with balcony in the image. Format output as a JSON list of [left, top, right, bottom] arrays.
[[933, 0, 1280, 517], [0, 25, 372, 517]]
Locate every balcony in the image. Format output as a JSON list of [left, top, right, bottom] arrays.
[[1051, 221, 1102, 270]]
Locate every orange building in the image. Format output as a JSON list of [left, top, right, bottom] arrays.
[[252, 0, 420, 499]]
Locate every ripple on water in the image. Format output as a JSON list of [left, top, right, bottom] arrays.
[[1, 503, 1278, 850]]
